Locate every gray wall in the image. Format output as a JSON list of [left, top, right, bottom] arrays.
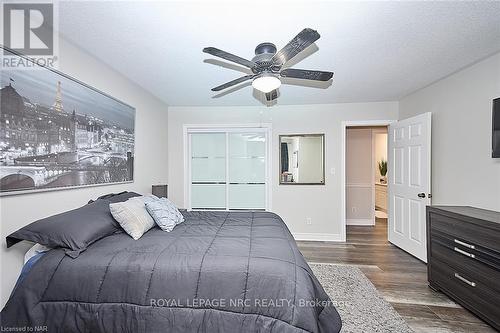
[[0, 39, 169, 307], [168, 102, 399, 241], [399, 52, 500, 211]]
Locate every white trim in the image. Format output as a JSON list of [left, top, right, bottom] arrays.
[[340, 120, 395, 242], [292, 233, 343, 242], [346, 219, 375, 226], [265, 130, 273, 211], [183, 125, 191, 209], [183, 124, 273, 211], [346, 183, 372, 188]]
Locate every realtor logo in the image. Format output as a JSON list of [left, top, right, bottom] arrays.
[[1, 2, 58, 68], [3, 3, 54, 55]]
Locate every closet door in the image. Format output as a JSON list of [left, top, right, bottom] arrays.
[[190, 133, 226, 209], [228, 133, 266, 210]]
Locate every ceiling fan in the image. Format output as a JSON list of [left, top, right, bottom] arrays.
[[203, 28, 333, 102]]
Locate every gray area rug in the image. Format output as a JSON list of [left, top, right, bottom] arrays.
[[309, 263, 414, 333]]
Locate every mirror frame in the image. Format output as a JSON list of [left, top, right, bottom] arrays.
[[279, 133, 325, 185]]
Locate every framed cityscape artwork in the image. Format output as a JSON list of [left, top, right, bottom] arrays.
[[0, 47, 135, 196]]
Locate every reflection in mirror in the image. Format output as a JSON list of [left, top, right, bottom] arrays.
[[279, 134, 325, 185]]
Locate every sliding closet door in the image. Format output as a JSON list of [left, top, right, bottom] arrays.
[[190, 133, 226, 209], [188, 128, 269, 210], [228, 133, 266, 209]]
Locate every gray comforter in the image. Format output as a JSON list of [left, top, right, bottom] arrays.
[[1, 211, 341, 332]]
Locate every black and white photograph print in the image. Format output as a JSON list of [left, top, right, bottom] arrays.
[[0, 49, 135, 195]]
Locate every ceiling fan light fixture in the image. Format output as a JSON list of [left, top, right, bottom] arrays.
[[252, 75, 281, 93], [204, 28, 333, 102]]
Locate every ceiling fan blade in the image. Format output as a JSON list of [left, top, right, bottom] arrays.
[[203, 47, 257, 69], [272, 28, 320, 67], [280, 68, 333, 81], [265, 89, 278, 102], [211, 74, 255, 91]]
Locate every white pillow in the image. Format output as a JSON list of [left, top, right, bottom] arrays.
[[109, 197, 155, 240]]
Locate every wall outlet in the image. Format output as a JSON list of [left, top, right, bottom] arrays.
[[351, 207, 357, 213], [306, 218, 312, 225]]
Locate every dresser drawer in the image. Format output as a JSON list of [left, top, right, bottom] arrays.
[[430, 258, 500, 330], [429, 211, 500, 253], [430, 239, 500, 293]]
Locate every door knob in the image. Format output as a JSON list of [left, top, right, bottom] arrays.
[[417, 193, 426, 198]]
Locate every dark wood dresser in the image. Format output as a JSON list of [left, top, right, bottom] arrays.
[[427, 206, 500, 331]]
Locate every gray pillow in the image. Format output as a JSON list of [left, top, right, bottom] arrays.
[[6, 200, 120, 258], [102, 191, 141, 203], [145, 198, 184, 232], [88, 191, 141, 204]]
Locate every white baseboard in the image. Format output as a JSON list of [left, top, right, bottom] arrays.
[[346, 219, 374, 226], [292, 233, 343, 242]]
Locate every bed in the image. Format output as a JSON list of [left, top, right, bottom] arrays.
[[2, 207, 341, 332]]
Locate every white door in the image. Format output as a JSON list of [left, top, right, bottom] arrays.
[[388, 113, 431, 262]]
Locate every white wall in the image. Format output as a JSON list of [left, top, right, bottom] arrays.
[[168, 102, 398, 241], [0, 39, 169, 308], [346, 128, 374, 225], [399, 52, 500, 211], [374, 129, 388, 182]]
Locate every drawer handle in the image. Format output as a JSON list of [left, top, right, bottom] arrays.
[[454, 247, 475, 259], [454, 239, 475, 249], [454, 273, 476, 287]]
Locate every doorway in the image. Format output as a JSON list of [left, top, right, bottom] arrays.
[[341, 114, 431, 262], [340, 120, 394, 241], [344, 126, 388, 228]]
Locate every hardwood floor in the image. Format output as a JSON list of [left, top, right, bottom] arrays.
[[297, 218, 497, 333]]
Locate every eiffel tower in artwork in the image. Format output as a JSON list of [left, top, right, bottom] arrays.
[[53, 81, 64, 112]]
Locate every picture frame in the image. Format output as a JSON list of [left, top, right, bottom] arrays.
[[0, 47, 136, 196]]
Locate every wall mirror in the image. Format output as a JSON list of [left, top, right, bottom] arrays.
[[279, 134, 325, 185]]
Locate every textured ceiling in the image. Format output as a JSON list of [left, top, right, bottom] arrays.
[[58, 1, 500, 106]]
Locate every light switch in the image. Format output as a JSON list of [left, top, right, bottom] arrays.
[[330, 168, 335, 175]]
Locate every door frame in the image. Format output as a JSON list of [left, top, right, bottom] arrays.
[[183, 123, 273, 211], [340, 120, 395, 242]]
